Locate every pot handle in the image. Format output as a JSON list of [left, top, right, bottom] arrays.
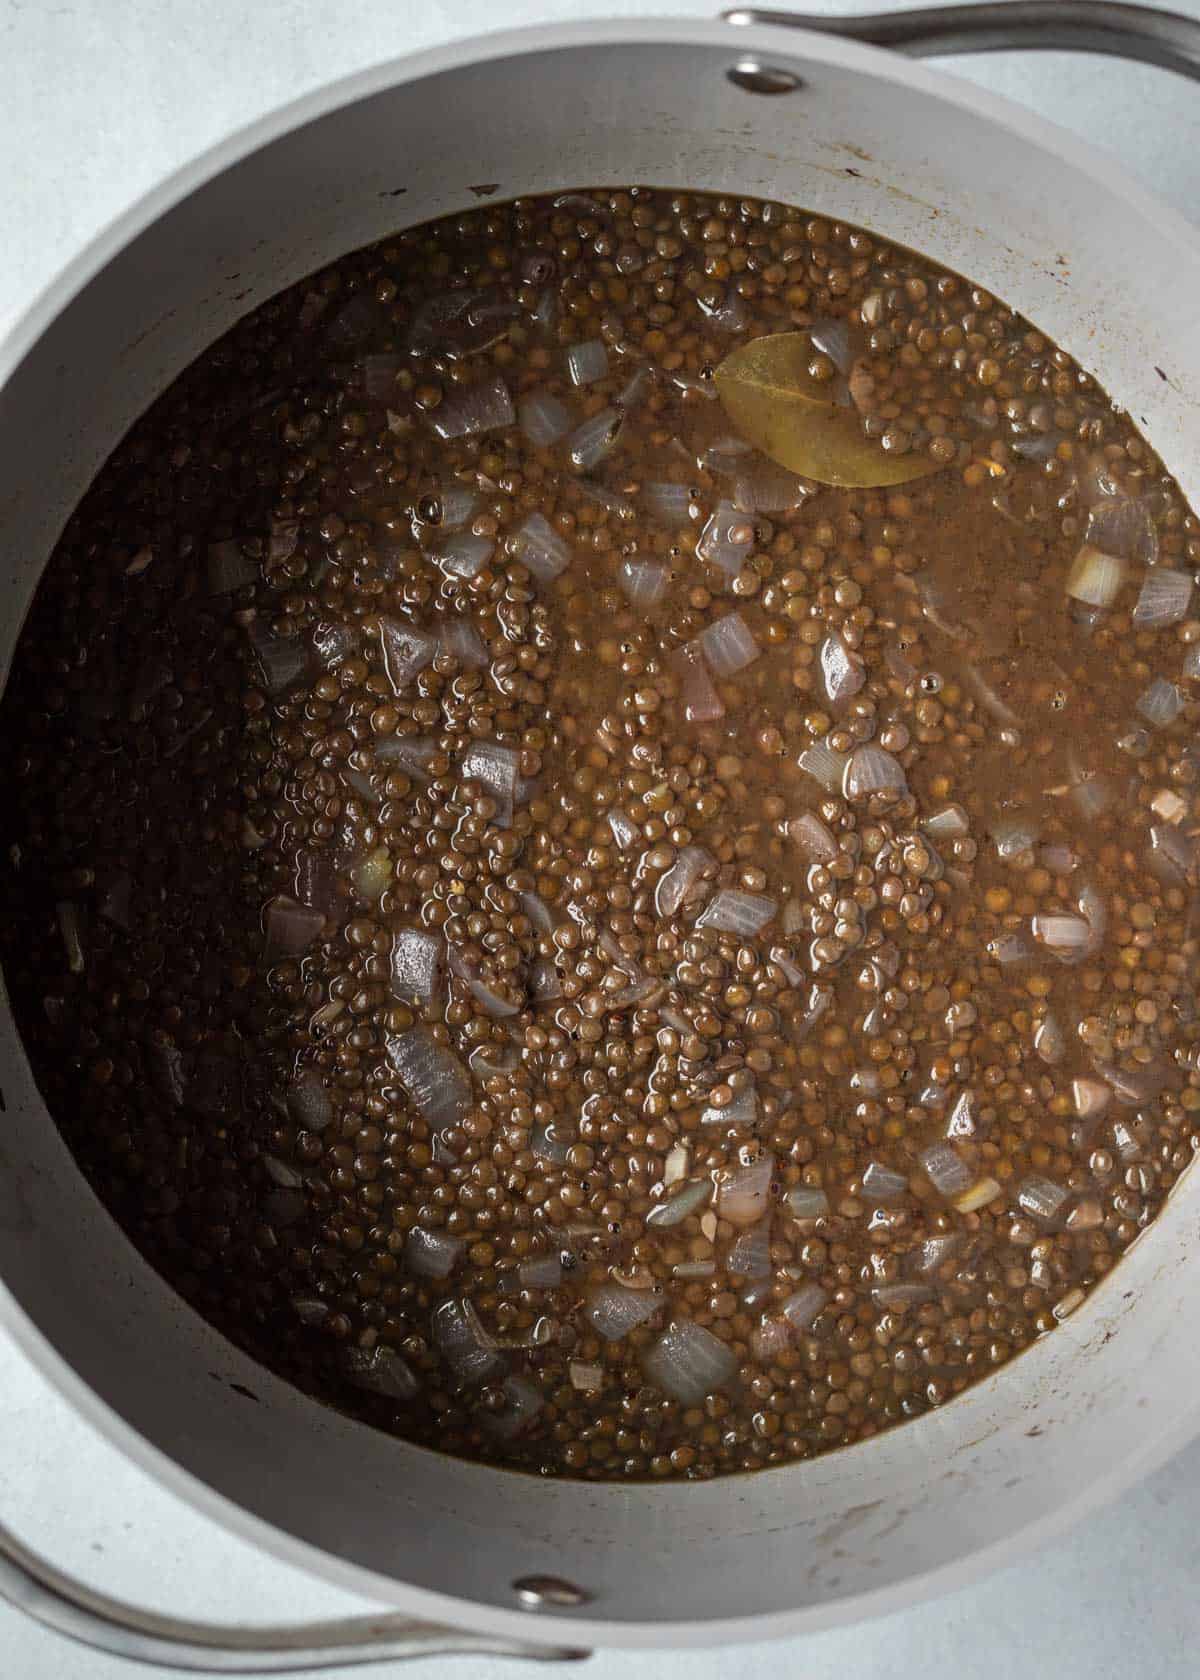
[[0, 1518, 589, 1673], [723, 0, 1200, 80]]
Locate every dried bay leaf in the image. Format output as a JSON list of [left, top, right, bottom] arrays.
[[713, 332, 944, 489]]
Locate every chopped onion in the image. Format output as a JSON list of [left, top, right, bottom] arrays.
[[698, 287, 749, 333], [248, 624, 309, 695], [861, 1160, 907, 1202], [287, 1071, 332, 1133], [1031, 912, 1093, 960], [606, 808, 639, 850], [1112, 1116, 1144, 1160], [873, 1283, 933, 1310], [699, 612, 760, 677], [618, 559, 670, 608], [432, 1298, 504, 1385], [1072, 1076, 1111, 1122], [715, 1150, 775, 1226], [569, 1360, 604, 1391], [566, 339, 609, 386], [641, 1319, 737, 1402], [352, 846, 392, 902], [697, 502, 754, 575], [1094, 1056, 1165, 1107], [324, 292, 377, 346], [207, 540, 257, 594], [1133, 566, 1192, 627], [1065, 544, 1125, 607], [390, 927, 441, 1004], [1017, 1175, 1070, 1227], [262, 1153, 302, 1190], [406, 1226, 464, 1279], [429, 375, 514, 439], [672, 640, 725, 724], [786, 813, 838, 863], [923, 804, 970, 841], [674, 1260, 718, 1280], [292, 1296, 329, 1327], [485, 1373, 545, 1440], [916, 1234, 962, 1276], [730, 455, 811, 514], [342, 1346, 419, 1402], [654, 845, 715, 920], [263, 896, 324, 962], [568, 407, 622, 471], [519, 1252, 564, 1290], [809, 318, 853, 374], [517, 389, 571, 448], [696, 888, 777, 936], [617, 364, 653, 409], [514, 512, 571, 582], [646, 1178, 713, 1228], [993, 817, 1039, 860], [378, 619, 437, 692], [1087, 495, 1159, 565], [642, 481, 695, 527], [531, 1120, 573, 1165], [820, 633, 865, 705], [386, 1027, 472, 1133], [468, 1041, 519, 1079], [460, 741, 520, 827], [1149, 821, 1194, 883], [785, 1185, 829, 1220], [436, 533, 494, 581], [583, 1283, 661, 1343], [727, 1220, 771, 1278], [530, 957, 564, 1002], [781, 1283, 829, 1330], [1137, 676, 1184, 728], [844, 745, 907, 800], [799, 738, 850, 793], [945, 1089, 979, 1139], [439, 618, 489, 668], [752, 1316, 792, 1360], [920, 1142, 973, 1200], [700, 1083, 758, 1127], [953, 1175, 1001, 1213]]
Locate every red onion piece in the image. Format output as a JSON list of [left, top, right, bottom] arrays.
[[787, 813, 838, 862], [642, 481, 695, 527], [730, 455, 811, 515], [699, 612, 760, 677], [568, 407, 622, 471], [583, 1283, 662, 1343], [439, 618, 489, 668], [432, 1298, 504, 1385], [641, 1320, 737, 1402], [1065, 544, 1125, 607], [726, 1219, 771, 1279], [517, 389, 571, 448], [920, 1142, 974, 1200], [785, 1185, 828, 1219], [519, 1252, 564, 1290], [654, 845, 715, 919], [385, 1027, 472, 1133], [1137, 676, 1184, 727], [1133, 566, 1192, 627], [1017, 1175, 1071, 1227], [697, 502, 754, 575], [696, 889, 777, 936], [429, 376, 515, 440], [566, 339, 610, 386], [618, 558, 670, 608], [436, 533, 494, 582], [861, 1160, 907, 1202], [820, 633, 865, 705], [248, 623, 310, 696], [781, 1283, 829, 1331], [460, 741, 520, 827], [1031, 912, 1093, 961], [406, 1226, 464, 1279], [514, 511, 571, 582], [1086, 495, 1159, 565], [716, 1150, 775, 1226], [378, 619, 437, 692], [698, 287, 749, 333], [945, 1090, 980, 1139], [843, 744, 907, 799], [342, 1346, 419, 1401], [798, 738, 850, 792], [485, 1373, 545, 1440], [672, 641, 725, 724], [390, 927, 441, 1004], [263, 896, 325, 962], [373, 735, 440, 779], [207, 540, 258, 594]]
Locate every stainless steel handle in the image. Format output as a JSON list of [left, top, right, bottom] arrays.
[[0, 1519, 589, 1673], [724, 0, 1200, 80]]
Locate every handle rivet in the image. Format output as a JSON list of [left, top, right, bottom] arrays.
[[513, 1575, 591, 1609], [727, 58, 804, 94]]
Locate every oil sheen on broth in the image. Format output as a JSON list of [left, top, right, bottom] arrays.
[[4, 188, 1199, 1482]]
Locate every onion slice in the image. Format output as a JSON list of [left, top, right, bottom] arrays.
[[641, 1320, 737, 1403], [385, 1027, 472, 1133]]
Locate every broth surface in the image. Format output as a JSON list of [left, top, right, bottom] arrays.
[[4, 188, 1199, 1480]]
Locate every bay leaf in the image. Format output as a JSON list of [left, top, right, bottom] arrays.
[[713, 332, 944, 489]]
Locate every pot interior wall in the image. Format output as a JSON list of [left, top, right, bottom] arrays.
[[1, 21, 1198, 1644]]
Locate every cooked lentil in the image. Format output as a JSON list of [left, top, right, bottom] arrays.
[[3, 186, 1199, 1481]]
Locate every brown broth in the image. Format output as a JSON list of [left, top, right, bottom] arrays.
[[3, 187, 1199, 1481]]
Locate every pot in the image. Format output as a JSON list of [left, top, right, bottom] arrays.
[[2, 2, 1199, 1666]]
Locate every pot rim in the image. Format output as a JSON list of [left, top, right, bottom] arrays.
[[3, 11, 1200, 1648]]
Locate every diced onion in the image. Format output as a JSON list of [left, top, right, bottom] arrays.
[[785, 1185, 829, 1219], [700, 1082, 759, 1128], [406, 1226, 464, 1279], [439, 618, 489, 668], [672, 641, 725, 724], [1086, 495, 1158, 565], [386, 1027, 472, 1133], [861, 1160, 907, 1202], [606, 808, 639, 850], [429, 376, 515, 440], [645, 1178, 713, 1228], [531, 1120, 574, 1165], [781, 1283, 828, 1330], [378, 619, 437, 692], [1137, 676, 1184, 728], [820, 633, 865, 705], [799, 738, 849, 792], [916, 1234, 962, 1276], [787, 813, 838, 862], [342, 1346, 419, 1401], [642, 481, 695, 527], [730, 455, 811, 514], [696, 888, 777, 936], [1148, 821, 1194, 883], [460, 741, 521, 827], [263, 1154, 302, 1190], [287, 1072, 332, 1133], [1031, 912, 1093, 960], [373, 735, 440, 779], [873, 1283, 933, 1310], [1133, 566, 1192, 627], [1017, 1175, 1070, 1227], [583, 1283, 661, 1343], [919, 1142, 973, 1199], [809, 318, 852, 374], [993, 817, 1039, 860], [619, 558, 670, 608], [263, 896, 324, 962], [945, 1090, 979, 1139], [697, 502, 754, 575], [248, 624, 309, 695], [569, 1361, 604, 1391], [923, 804, 969, 840], [726, 1220, 771, 1278], [485, 1373, 545, 1440], [641, 1320, 737, 1403], [514, 512, 572, 582], [843, 745, 907, 800], [568, 407, 622, 471], [566, 339, 609, 386], [1072, 1076, 1111, 1122], [715, 1150, 775, 1226], [699, 612, 760, 677], [517, 389, 571, 448], [1065, 544, 1125, 607], [390, 927, 441, 1003], [436, 533, 494, 581], [698, 287, 749, 333], [432, 1298, 504, 1385], [207, 540, 258, 594], [519, 1252, 564, 1290]]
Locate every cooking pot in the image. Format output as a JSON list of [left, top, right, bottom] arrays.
[[2, 2, 1200, 1668]]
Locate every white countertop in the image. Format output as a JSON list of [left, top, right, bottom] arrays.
[[3, 2, 1200, 1675]]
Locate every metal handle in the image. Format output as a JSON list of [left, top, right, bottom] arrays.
[[724, 0, 1200, 80], [0, 1518, 589, 1673]]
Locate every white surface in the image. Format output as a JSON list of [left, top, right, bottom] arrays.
[[2, 0, 1200, 1674]]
